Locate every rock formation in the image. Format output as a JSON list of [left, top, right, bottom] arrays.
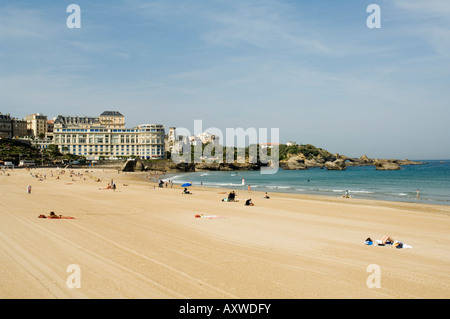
[[373, 159, 401, 170], [121, 158, 148, 172], [194, 162, 260, 171], [118, 145, 424, 173], [280, 155, 308, 170], [324, 159, 347, 170]]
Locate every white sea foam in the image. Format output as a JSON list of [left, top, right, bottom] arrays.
[[209, 182, 242, 187], [349, 190, 375, 194]]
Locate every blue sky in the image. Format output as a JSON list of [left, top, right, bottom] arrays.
[[1, 0, 449, 159]]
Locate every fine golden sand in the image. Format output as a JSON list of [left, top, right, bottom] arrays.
[[1, 167, 449, 299]]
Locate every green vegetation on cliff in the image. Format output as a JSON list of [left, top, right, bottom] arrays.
[[0, 139, 81, 165], [168, 142, 335, 163], [278, 144, 334, 161], [0, 139, 42, 163]]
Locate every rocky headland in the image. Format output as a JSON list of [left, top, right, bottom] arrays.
[[120, 153, 424, 173], [279, 153, 423, 171]]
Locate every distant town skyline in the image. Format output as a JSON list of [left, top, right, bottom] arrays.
[[1, 1, 449, 160]]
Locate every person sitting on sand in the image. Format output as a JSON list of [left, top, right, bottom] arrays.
[[245, 199, 254, 206], [264, 192, 270, 199], [227, 191, 236, 202], [182, 187, 192, 195]]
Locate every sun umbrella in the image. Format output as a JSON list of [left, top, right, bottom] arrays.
[[181, 183, 192, 187]]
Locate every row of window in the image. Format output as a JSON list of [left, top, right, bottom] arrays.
[[55, 128, 164, 133], [62, 145, 163, 149], [55, 139, 164, 144], [55, 136, 164, 143], [63, 144, 164, 157]]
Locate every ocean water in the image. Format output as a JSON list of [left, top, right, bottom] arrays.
[[169, 160, 450, 206]]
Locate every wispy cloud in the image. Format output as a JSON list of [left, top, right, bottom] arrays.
[[393, 0, 450, 17], [391, 0, 450, 57], [200, 1, 331, 54], [124, 0, 332, 55], [0, 6, 59, 41]]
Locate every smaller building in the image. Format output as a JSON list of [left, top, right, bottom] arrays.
[[25, 113, 48, 138], [99, 111, 125, 129], [0, 113, 12, 139], [260, 143, 280, 149], [12, 118, 28, 138]]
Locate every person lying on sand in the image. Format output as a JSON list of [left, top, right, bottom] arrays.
[[38, 212, 75, 219], [37, 212, 62, 219], [365, 235, 399, 246]]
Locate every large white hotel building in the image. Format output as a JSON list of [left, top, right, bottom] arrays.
[[52, 111, 165, 159]]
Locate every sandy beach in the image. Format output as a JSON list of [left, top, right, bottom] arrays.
[[1, 167, 449, 299]]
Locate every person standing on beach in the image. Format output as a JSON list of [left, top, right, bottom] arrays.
[[248, 185, 251, 193]]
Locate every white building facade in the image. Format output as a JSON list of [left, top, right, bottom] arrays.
[[52, 112, 165, 159]]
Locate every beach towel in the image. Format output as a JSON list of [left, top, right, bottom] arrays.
[[195, 214, 225, 219], [393, 241, 412, 249], [364, 239, 411, 249]]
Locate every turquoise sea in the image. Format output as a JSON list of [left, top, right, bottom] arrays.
[[169, 160, 450, 206]]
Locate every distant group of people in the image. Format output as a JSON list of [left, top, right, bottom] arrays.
[[159, 179, 174, 188], [107, 179, 116, 191], [1, 171, 11, 176], [342, 190, 351, 198], [244, 191, 269, 206], [365, 235, 407, 249], [220, 190, 270, 206]]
